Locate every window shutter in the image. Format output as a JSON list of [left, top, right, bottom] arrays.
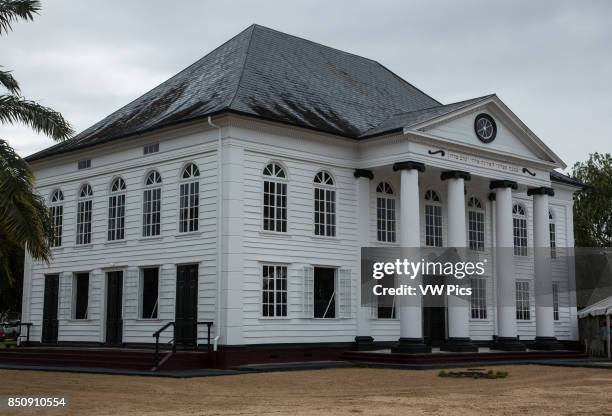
[[338, 268, 352, 318], [302, 266, 314, 318]]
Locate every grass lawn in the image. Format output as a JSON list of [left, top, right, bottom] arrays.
[[1, 365, 611, 415]]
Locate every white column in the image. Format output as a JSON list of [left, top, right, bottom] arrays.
[[392, 162, 430, 353], [491, 180, 524, 350], [442, 171, 476, 351], [355, 169, 373, 348], [529, 187, 559, 349]]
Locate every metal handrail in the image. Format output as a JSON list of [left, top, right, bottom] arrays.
[[152, 322, 175, 367], [16, 322, 33, 344], [195, 321, 214, 352]]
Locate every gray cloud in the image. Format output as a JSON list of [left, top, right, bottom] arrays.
[[2, 0, 611, 169]]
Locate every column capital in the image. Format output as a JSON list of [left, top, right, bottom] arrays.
[[441, 170, 471, 181], [353, 169, 374, 180], [527, 186, 555, 197], [392, 161, 425, 172], [490, 179, 518, 190], [488, 192, 496, 201]]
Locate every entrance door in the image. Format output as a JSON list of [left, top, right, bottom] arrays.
[[175, 264, 198, 347], [42, 274, 59, 343], [422, 275, 446, 347], [105, 271, 123, 345]]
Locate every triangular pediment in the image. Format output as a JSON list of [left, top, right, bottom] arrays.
[[408, 96, 565, 168]]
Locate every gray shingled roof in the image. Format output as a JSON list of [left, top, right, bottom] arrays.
[[550, 171, 585, 188], [27, 24, 447, 161]]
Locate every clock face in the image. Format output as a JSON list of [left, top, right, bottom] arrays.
[[474, 114, 497, 143]]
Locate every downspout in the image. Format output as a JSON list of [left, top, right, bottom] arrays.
[[208, 116, 223, 343]]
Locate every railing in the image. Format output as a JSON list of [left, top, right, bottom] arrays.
[[16, 323, 33, 344], [152, 321, 214, 368]]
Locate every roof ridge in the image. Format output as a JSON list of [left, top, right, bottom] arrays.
[[227, 25, 257, 109], [389, 93, 496, 117]]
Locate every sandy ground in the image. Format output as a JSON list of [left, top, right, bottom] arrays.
[[1, 365, 611, 416]]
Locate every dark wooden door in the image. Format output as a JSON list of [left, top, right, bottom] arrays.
[[175, 264, 198, 347], [422, 275, 446, 347], [42, 274, 59, 343], [105, 271, 123, 345]]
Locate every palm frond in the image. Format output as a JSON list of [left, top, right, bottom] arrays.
[[0, 139, 51, 263], [0, 0, 40, 35], [0, 67, 19, 93], [0, 94, 73, 141]]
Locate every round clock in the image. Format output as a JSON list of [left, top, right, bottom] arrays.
[[474, 113, 497, 143]]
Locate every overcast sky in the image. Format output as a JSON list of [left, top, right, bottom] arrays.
[[2, 0, 610, 170]]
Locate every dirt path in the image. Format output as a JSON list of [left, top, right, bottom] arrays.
[[1, 365, 611, 415]]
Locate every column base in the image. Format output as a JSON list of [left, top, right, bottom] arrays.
[[492, 336, 527, 351], [391, 338, 431, 354], [441, 337, 479, 352], [353, 336, 375, 351], [530, 336, 564, 351]]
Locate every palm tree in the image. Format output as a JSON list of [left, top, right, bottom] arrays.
[[0, 0, 73, 289]]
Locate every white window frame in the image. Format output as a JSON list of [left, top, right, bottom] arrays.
[[515, 280, 531, 320], [549, 210, 557, 259], [424, 190, 443, 247], [139, 267, 160, 320], [513, 203, 528, 256], [313, 171, 336, 237], [143, 142, 159, 155], [76, 184, 93, 245], [467, 197, 485, 251], [470, 277, 487, 320], [376, 182, 396, 243], [261, 264, 288, 318], [179, 163, 200, 233], [552, 282, 560, 321], [262, 162, 288, 233], [108, 177, 127, 241], [143, 170, 162, 237], [49, 189, 64, 248]]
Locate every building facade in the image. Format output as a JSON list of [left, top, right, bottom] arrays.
[[22, 25, 581, 353]]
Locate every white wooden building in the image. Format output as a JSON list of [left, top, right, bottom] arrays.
[[22, 25, 582, 354]]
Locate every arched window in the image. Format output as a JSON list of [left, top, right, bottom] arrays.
[[549, 209, 556, 259], [179, 163, 199, 233], [424, 190, 442, 247], [49, 189, 64, 247], [376, 182, 396, 243], [314, 171, 336, 237], [108, 178, 126, 241], [76, 184, 93, 245], [467, 197, 485, 251], [262, 162, 287, 232], [143, 171, 162, 237], [512, 203, 527, 256]]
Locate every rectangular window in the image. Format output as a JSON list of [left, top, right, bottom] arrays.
[[74, 273, 89, 319], [50, 205, 63, 247], [262, 265, 287, 317], [468, 210, 485, 251], [377, 197, 396, 242], [179, 181, 199, 232], [263, 180, 287, 232], [143, 142, 159, 155], [516, 280, 530, 320], [314, 267, 336, 318], [77, 159, 91, 170], [377, 274, 396, 319], [513, 217, 528, 256], [108, 194, 126, 240], [76, 200, 92, 245], [141, 268, 159, 319], [425, 205, 443, 247], [470, 278, 487, 319], [550, 222, 557, 259], [552, 282, 560, 321], [314, 188, 336, 237], [143, 187, 161, 237]]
